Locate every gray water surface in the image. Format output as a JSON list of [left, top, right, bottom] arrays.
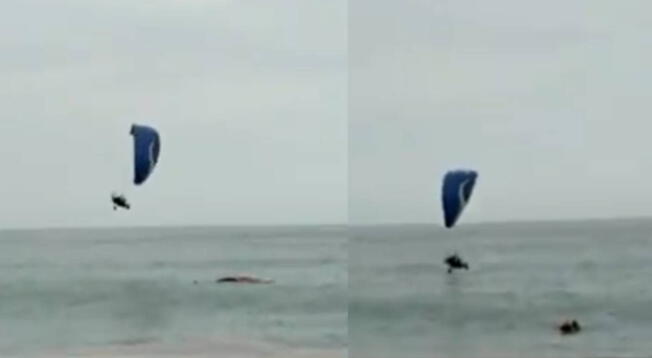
[[0, 225, 347, 356], [350, 219, 652, 358]]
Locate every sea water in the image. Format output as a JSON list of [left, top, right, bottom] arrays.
[[0, 225, 346, 356], [350, 219, 652, 358]]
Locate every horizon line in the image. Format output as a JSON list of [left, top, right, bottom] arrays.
[[350, 214, 652, 227], [0, 222, 347, 233], [3, 214, 652, 232]]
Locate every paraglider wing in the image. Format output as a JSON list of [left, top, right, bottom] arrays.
[[130, 124, 161, 185], [442, 170, 478, 228]]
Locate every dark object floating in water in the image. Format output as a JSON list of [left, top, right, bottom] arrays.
[[558, 319, 581, 335], [216, 276, 273, 284], [444, 254, 469, 273]]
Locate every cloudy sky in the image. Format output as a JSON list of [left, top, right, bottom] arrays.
[[0, 0, 346, 228], [351, 0, 652, 224]]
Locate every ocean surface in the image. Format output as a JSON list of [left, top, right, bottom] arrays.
[[350, 219, 652, 358], [0, 225, 346, 357]]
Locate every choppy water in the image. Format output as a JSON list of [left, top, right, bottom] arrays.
[[6, 220, 652, 357], [350, 219, 652, 358], [0, 226, 346, 356]]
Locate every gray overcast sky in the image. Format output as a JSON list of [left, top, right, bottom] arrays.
[[0, 0, 346, 228], [351, 0, 652, 224]]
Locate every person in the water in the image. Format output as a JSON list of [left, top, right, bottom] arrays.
[[216, 275, 273, 284], [558, 319, 581, 335], [111, 193, 130, 210], [444, 254, 469, 273]]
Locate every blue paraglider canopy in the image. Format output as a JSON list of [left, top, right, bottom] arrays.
[[441, 169, 478, 228], [130, 124, 161, 185]]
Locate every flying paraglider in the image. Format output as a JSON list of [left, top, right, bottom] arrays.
[[442, 169, 478, 229], [444, 254, 469, 273], [441, 169, 478, 273], [111, 124, 161, 210], [131, 124, 161, 186], [111, 193, 130, 210]]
